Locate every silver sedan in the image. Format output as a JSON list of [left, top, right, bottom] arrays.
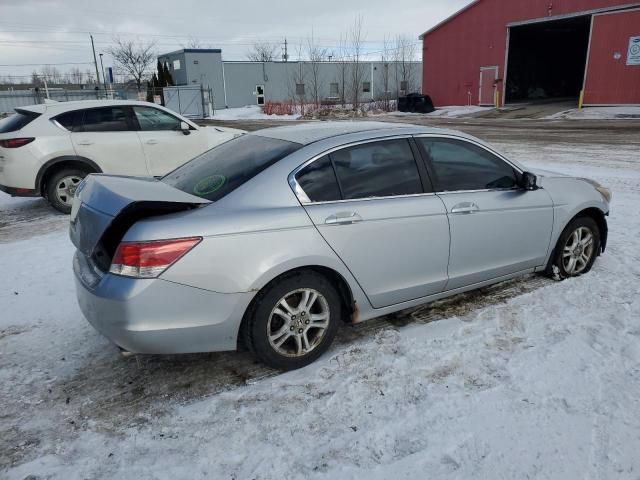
[[70, 122, 611, 370]]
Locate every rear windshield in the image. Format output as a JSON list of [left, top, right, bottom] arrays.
[[0, 110, 41, 133], [162, 134, 302, 201]]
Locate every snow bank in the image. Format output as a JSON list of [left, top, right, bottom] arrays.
[[380, 105, 492, 119], [548, 106, 640, 120]]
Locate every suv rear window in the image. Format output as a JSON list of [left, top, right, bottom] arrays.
[[0, 110, 41, 133], [162, 134, 302, 202]]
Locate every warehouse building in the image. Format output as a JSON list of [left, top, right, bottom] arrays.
[[157, 49, 422, 109], [420, 0, 640, 107]]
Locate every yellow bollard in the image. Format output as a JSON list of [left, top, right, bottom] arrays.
[[578, 90, 585, 110]]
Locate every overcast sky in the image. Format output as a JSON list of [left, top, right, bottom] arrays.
[[0, 0, 472, 81]]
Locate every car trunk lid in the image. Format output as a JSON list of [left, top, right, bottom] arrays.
[[69, 174, 209, 267]]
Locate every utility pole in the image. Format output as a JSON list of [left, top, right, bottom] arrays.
[[99, 53, 108, 97], [90, 35, 101, 90], [283, 38, 289, 62]]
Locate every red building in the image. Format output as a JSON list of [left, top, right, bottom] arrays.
[[420, 0, 640, 107]]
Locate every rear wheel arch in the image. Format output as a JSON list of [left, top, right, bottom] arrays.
[[238, 265, 356, 351], [37, 156, 102, 196]]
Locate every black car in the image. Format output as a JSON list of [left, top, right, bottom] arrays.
[[398, 93, 435, 114]]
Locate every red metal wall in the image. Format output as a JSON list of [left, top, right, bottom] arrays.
[[584, 9, 640, 104], [421, 0, 635, 106]]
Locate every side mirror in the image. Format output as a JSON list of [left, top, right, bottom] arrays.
[[180, 121, 191, 135], [521, 171, 538, 191]]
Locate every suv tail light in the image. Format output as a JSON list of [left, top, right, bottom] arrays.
[[109, 237, 202, 278], [0, 138, 35, 148]]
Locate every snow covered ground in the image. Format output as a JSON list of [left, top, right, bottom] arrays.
[[548, 106, 640, 120], [1, 130, 640, 479], [379, 105, 493, 119], [209, 105, 299, 121]]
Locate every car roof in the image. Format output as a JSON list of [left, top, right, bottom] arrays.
[[250, 121, 465, 145], [17, 100, 161, 115]]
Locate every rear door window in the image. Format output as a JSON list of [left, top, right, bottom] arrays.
[[0, 110, 41, 133], [163, 134, 302, 202], [81, 107, 132, 132], [295, 155, 342, 203], [330, 139, 423, 200], [54, 110, 84, 132]]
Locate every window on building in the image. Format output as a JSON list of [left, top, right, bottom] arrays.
[[173, 59, 181, 70], [296, 83, 305, 95], [329, 83, 339, 96], [418, 138, 518, 192], [400, 80, 408, 92], [331, 139, 423, 200], [362, 82, 371, 93], [193, 60, 199, 65]]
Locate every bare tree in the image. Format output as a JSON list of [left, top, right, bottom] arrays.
[[181, 36, 210, 49], [40, 66, 63, 85], [69, 67, 84, 84], [84, 69, 96, 84], [348, 16, 366, 109], [393, 35, 418, 96], [287, 43, 307, 116], [246, 41, 278, 62], [380, 36, 394, 112], [335, 34, 349, 107], [307, 30, 327, 108], [108, 37, 156, 91]]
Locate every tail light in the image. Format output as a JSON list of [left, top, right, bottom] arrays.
[[0, 138, 35, 148], [109, 237, 202, 278]]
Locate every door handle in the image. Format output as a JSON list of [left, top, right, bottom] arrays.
[[325, 212, 363, 225], [451, 202, 480, 214], [76, 140, 93, 146], [145, 139, 159, 145]]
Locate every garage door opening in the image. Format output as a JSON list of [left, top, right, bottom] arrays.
[[505, 16, 591, 104]]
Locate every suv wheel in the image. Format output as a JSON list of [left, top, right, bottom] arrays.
[[45, 168, 88, 214], [243, 271, 342, 370]]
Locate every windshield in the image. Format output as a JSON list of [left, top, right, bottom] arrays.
[[162, 134, 302, 201]]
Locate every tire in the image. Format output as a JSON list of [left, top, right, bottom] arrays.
[[545, 216, 601, 280], [243, 271, 342, 370], [45, 167, 89, 214]]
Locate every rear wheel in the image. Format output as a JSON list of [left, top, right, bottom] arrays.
[[243, 271, 342, 370], [45, 168, 88, 214], [546, 216, 601, 280]]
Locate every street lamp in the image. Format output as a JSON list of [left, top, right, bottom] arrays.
[[98, 53, 108, 98]]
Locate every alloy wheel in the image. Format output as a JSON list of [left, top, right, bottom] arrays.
[[55, 175, 83, 207], [267, 288, 330, 357], [562, 226, 595, 275]]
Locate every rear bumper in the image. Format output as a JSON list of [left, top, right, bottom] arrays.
[[0, 184, 39, 197], [73, 251, 253, 354]]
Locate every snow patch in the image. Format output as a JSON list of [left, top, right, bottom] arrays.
[[548, 106, 640, 120]]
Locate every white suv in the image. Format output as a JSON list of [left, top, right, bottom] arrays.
[[0, 100, 244, 213]]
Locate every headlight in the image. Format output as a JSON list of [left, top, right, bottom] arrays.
[[581, 178, 612, 203]]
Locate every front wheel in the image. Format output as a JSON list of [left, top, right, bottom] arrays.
[[45, 168, 88, 214], [243, 271, 342, 370], [546, 216, 601, 279]]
